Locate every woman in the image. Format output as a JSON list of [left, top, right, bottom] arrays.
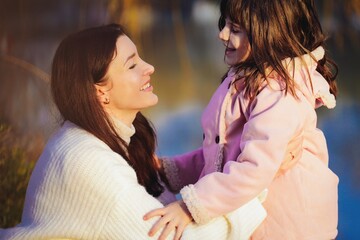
[[0, 24, 266, 240]]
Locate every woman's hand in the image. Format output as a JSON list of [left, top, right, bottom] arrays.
[[276, 134, 303, 177], [143, 200, 193, 240]]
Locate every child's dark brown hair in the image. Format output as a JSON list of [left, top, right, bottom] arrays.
[[218, 0, 338, 99]]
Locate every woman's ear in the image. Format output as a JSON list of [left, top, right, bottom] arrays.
[[94, 83, 110, 105]]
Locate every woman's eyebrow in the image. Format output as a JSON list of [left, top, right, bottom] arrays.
[[123, 53, 136, 66]]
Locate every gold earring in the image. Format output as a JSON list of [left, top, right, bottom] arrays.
[[104, 97, 110, 104]]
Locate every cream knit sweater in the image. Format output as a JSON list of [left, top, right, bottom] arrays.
[[0, 120, 266, 240]]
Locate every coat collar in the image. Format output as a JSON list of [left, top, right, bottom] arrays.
[[228, 47, 335, 109]]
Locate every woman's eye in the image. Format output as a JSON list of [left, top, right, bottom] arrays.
[[129, 64, 137, 69]]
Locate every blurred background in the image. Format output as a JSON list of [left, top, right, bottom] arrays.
[[0, 0, 359, 238]]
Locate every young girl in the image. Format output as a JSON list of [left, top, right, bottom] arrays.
[[145, 0, 339, 239]]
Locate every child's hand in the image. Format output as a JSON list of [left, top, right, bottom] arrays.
[[143, 200, 193, 240]]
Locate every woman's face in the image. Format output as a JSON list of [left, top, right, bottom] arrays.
[[219, 18, 251, 66], [97, 35, 157, 124]]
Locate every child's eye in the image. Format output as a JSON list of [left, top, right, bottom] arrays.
[[129, 64, 137, 69], [231, 26, 241, 33]]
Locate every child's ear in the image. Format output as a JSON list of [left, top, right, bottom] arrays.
[[94, 83, 110, 105]]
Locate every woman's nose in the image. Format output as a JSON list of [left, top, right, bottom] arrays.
[[143, 62, 155, 76]]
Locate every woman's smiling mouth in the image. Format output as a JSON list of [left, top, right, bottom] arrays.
[[140, 82, 152, 91]]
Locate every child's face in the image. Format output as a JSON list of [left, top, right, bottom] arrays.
[[219, 18, 251, 66]]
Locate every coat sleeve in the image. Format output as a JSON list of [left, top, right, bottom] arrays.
[[100, 150, 266, 240], [180, 85, 304, 223], [161, 148, 205, 192]]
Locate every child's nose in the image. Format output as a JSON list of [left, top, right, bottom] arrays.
[[219, 26, 229, 41]]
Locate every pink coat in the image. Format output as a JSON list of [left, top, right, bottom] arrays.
[[163, 47, 338, 239]]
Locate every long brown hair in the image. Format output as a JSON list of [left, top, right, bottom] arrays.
[[51, 24, 165, 197], [218, 0, 338, 99]]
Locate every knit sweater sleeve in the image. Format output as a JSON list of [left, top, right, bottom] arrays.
[[0, 125, 265, 240], [102, 150, 266, 240], [64, 132, 265, 240]]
